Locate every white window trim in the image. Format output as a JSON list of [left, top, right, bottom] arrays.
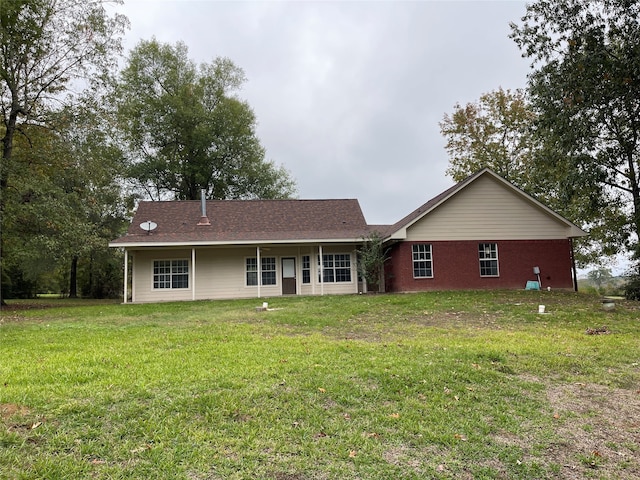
[[245, 256, 278, 287], [479, 243, 500, 277], [412, 244, 434, 279], [317, 253, 353, 283], [152, 258, 190, 290], [302, 255, 311, 284]]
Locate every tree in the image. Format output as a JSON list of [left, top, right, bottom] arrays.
[[439, 87, 606, 265], [115, 39, 296, 201], [358, 231, 389, 293], [1, 95, 131, 298], [0, 0, 128, 189], [440, 88, 537, 184], [0, 0, 128, 302], [510, 0, 640, 265], [587, 267, 613, 291]]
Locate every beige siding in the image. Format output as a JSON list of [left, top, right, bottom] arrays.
[[406, 175, 573, 241], [131, 244, 358, 303], [132, 249, 193, 303]]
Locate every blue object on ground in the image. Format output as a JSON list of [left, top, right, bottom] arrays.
[[525, 280, 540, 290]]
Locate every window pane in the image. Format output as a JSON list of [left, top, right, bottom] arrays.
[[479, 243, 499, 276], [412, 244, 432, 278], [154, 274, 171, 289], [153, 260, 171, 289], [302, 255, 310, 284], [247, 271, 258, 286], [480, 260, 499, 276], [262, 271, 276, 285], [262, 257, 276, 271], [334, 254, 351, 282], [172, 274, 189, 289], [154, 260, 188, 289], [246, 258, 257, 272], [172, 260, 188, 274], [335, 268, 351, 282], [262, 258, 276, 285]]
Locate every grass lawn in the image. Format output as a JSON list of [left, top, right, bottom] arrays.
[[1, 290, 639, 479]]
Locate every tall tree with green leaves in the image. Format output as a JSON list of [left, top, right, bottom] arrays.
[[510, 0, 640, 263], [0, 0, 128, 188], [0, 0, 128, 302], [440, 88, 537, 184], [1, 92, 131, 299], [115, 39, 296, 201]]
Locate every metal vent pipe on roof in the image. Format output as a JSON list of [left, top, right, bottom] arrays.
[[197, 189, 211, 226]]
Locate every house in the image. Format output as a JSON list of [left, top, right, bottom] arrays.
[[379, 168, 587, 292], [110, 169, 587, 303], [109, 198, 373, 303]]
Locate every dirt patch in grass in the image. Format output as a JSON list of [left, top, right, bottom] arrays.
[[0, 403, 30, 420], [545, 382, 640, 479], [498, 381, 640, 479]]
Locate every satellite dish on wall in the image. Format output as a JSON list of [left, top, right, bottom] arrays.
[[140, 220, 157, 234]]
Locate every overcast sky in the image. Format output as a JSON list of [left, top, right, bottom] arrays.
[[114, 0, 531, 225]]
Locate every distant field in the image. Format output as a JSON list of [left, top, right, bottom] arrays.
[[1, 291, 638, 479]]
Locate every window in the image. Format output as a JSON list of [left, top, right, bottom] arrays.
[[153, 259, 189, 289], [302, 255, 311, 284], [412, 244, 433, 278], [479, 243, 499, 276], [246, 257, 277, 286], [318, 253, 351, 283]]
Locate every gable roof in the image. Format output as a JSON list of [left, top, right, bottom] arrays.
[[385, 168, 588, 240], [109, 199, 372, 247]]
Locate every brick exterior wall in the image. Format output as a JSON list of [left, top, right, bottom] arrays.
[[384, 239, 575, 292]]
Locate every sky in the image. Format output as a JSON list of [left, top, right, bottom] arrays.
[[113, 0, 531, 225]]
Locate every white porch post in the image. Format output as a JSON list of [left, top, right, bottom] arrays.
[[123, 249, 128, 304], [319, 244, 324, 296], [296, 247, 301, 295], [191, 248, 196, 301], [257, 246, 261, 298]]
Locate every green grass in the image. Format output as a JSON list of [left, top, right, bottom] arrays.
[[1, 291, 639, 479]]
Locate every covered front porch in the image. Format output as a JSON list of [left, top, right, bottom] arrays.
[[121, 242, 366, 303]]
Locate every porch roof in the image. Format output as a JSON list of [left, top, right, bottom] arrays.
[[110, 198, 376, 248]]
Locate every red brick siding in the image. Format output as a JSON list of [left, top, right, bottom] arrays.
[[384, 239, 574, 291]]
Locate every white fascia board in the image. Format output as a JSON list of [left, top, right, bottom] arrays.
[[386, 228, 407, 241], [109, 238, 366, 249]]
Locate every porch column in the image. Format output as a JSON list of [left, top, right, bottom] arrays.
[[123, 249, 128, 304], [319, 244, 324, 296], [191, 248, 196, 301], [257, 246, 261, 298], [296, 247, 301, 295]]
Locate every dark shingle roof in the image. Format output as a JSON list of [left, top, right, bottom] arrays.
[[111, 199, 373, 245]]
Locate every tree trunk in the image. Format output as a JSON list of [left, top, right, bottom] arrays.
[[626, 151, 640, 262], [0, 104, 21, 307], [69, 256, 78, 298]]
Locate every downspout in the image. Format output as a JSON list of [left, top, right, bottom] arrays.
[[257, 246, 261, 298], [123, 249, 128, 304], [570, 238, 579, 292]]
